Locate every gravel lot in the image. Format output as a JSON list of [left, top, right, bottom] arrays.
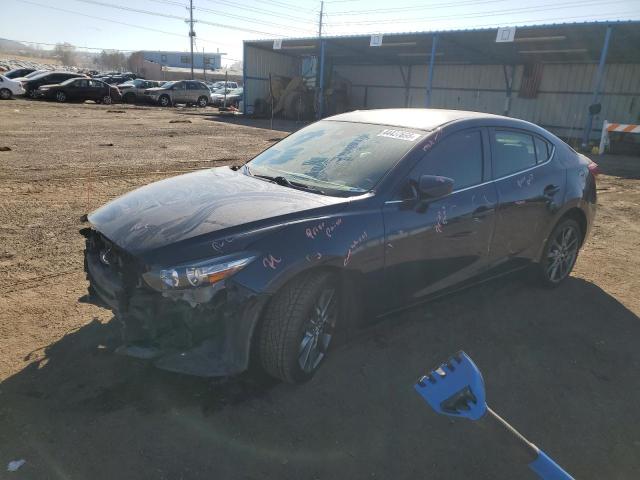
[[1, 98, 639, 479]]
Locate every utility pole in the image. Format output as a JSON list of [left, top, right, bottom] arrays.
[[316, 1, 324, 118], [188, 0, 195, 79], [318, 0, 324, 38], [203, 47, 206, 81]]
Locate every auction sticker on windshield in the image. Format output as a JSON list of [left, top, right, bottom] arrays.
[[377, 129, 422, 141]]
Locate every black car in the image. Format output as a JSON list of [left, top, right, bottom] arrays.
[[22, 71, 86, 98], [37, 77, 121, 104], [3, 67, 37, 79], [83, 109, 597, 383], [96, 75, 130, 85]]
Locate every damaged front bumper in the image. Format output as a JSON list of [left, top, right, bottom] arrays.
[[82, 228, 269, 377]]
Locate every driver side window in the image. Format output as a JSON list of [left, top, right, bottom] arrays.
[[408, 130, 484, 193]]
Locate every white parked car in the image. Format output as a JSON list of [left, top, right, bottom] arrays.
[[0, 75, 25, 99]]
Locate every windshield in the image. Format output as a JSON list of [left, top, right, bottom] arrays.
[[247, 120, 424, 196], [25, 70, 45, 78], [161, 81, 176, 88]]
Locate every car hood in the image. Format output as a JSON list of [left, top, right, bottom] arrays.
[[88, 167, 344, 255], [144, 87, 168, 93]]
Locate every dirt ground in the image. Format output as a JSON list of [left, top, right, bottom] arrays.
[[0, 98, 639, 479]]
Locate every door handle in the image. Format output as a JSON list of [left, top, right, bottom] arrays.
[[543, 184, 560, 197]]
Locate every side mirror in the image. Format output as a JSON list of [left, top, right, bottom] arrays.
[[418, 175, 454, 199]]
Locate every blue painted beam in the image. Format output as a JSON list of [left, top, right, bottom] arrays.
[[242, 41, 247, 115], [318, 39, 326, 119], [426, 34, 438, 108], [581, 25, 613, 148]]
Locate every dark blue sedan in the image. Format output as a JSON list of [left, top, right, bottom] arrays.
[[83, 109, 597, 383]]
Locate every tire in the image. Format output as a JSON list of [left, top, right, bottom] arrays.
[[159, 95, 171, 107], [102, 95, 112, 105], [123, 93, 136, 104], [197, 95, 208, 108], [534, 218, 582, 288], [0, 88, 11, 100], [55, 91, 67, 102], [258, 271, 340, 383], [28, 89, 38, 99]]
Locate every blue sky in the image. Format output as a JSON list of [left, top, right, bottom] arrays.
[[4, 0, 640, 65]]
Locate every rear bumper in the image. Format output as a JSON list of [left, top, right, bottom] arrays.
[[83, 230, 270, 377]]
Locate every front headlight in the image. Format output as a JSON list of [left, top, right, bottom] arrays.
[[143, 254, 257, 291]]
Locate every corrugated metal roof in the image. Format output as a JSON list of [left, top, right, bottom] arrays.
[[244, 20, 640, 64]]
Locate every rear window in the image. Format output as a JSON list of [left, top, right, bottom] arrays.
[[493, 131, 537, 178], [534, 137, 552, 164]]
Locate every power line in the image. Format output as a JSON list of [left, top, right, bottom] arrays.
[[325, 0, 633, 26], [329, 0, 510, 15], [197, 0, 317, 24], [259, 0, 314, 14], [192, 4, 316, 33], [71, 0, 185, 21], [70, 0, 314, 36], [322, 11, 640, 35], [14, 0, 236, 51], [17, 0, 190, 37]]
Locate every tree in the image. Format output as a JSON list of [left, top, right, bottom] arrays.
[[54, 43, 76, 66], [98, 50, 127, 71]]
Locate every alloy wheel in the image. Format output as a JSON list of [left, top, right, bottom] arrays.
[[103, 96, 112, 105], [0, 89, 11, 100], [56, 91, 66, 102], [298, 287, 337, 373], [546, 225, 579, 283]]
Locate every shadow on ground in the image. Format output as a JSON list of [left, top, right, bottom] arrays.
[[1, 275, 639, 479], [593, 153, 640, 179]]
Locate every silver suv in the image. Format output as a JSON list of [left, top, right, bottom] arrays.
[[118, 79, 163, 103], [144, 80, 210, 107]]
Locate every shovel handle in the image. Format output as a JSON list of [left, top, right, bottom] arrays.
[[529, 451, 574, 480], [484, 408, 574, 480]]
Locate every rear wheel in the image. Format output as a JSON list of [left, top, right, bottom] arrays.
[[535, 218, 581, 287], [0, 88, 11, 100], [258, 271, 340, 383], [55, 91, 67, 102]]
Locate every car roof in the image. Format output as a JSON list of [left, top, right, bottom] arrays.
[[326, 108, 512, 132]]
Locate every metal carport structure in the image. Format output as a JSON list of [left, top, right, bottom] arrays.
[[243, 21, 640, 146]]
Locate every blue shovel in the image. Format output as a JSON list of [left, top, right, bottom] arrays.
[[414, 351, 574, 480]]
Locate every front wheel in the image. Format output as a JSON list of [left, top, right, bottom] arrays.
[[55, 91, 67, 102], [159, 95, 171, 107], [28, 89, 38, 99], [197, 95, 208, 108], [102, 95, 113, 105], [258, 271, 340, 383], [534, 218, 582, 287]]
